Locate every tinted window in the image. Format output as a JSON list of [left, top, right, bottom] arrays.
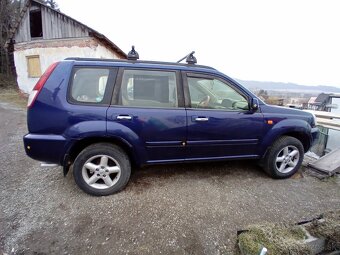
[[118, 70, 178, 108], [71, 68, 109, 103], [188, 77, 248, 111]]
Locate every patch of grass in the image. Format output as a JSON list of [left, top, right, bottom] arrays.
[[306, 210, 340, 251], [238, 223, 310, 255], [0, 74, 27, 108], [0, 87, 27, 108], [320, 174, 340, 183], [0, 73, 17, 89]]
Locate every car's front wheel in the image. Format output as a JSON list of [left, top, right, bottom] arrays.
[[73, 143, 131, 196], [262, 136, 304, 179]]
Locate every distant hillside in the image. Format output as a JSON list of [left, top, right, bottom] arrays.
[[236, 79, 340, 93]]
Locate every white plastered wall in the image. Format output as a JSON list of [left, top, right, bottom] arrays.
[[14, 40, 119, 93]]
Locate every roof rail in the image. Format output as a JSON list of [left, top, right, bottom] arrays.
[[64, 57, 216, 70]]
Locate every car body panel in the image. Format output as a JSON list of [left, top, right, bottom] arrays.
[[186, 109, 264, 159], [106, 107, 187, 164]]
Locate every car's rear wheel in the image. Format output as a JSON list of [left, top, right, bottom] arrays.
[[262, 136, 304, 179], [73, 143, 131, 196]]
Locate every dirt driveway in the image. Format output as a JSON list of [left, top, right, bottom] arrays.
[[0, 97, 339, 255]]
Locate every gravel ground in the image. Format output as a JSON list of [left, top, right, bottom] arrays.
[[0, 99, 339, 255]]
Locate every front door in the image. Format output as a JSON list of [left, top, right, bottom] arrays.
[[184, 73, 264, 160]]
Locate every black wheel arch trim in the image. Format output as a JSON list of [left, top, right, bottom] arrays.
[[63, 135, 138, 176]]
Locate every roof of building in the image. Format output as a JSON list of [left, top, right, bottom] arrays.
[[308, 96, 317, 104], [315, 93, 330, 103], [8, 0, 127, 59], [329, 93, 340, 98]]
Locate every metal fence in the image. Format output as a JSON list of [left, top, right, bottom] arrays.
[[310, 126, 329, 156]]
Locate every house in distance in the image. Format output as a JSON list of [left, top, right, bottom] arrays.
[[8, 0, 127, 93]]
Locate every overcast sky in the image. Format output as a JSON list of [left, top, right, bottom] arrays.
[[57, 0, 340, 87]]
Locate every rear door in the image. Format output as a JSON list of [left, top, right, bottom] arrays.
[[184, 72, 264, 160], [106, 68, 187, 164]]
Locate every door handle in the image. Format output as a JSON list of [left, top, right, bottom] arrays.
[[194, 117, 209, 122], [116, 115, 132, 120]]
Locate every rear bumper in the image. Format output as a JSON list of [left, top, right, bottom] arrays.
[[23, 134, 67, 165]]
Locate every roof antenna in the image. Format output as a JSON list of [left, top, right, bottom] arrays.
[[127, 46, 139, 60], [177, 51, 197, 64]]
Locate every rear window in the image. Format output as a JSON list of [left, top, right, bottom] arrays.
[[117, 69, 178, 108], [70, 68, 110, 104]]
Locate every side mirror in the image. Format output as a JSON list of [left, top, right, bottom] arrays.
[[251, 98, 259, 111]]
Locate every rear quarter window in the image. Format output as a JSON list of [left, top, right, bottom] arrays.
[[69, 68, 112, 105]]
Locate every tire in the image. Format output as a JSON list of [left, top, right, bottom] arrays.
[[73, 143, 131, 196], [262, 136, 304, 179]]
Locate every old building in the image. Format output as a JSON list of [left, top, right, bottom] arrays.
[[7, 0, 126, 93], [307, 93, 340, 112]]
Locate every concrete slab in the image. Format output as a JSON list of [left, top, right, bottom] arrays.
[[309, 148, 340, 175]]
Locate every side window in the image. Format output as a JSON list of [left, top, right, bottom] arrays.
[[70, 68, 110, 103], [118, 70, 178, 108], [188, 77, 249, 111]]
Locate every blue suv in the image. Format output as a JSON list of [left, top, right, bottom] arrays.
[[24, 51, 319, 196]]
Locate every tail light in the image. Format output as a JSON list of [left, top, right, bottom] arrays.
[[27, 62, 59, 108]]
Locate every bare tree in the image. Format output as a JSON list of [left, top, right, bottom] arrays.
[[0, 0, 22, 75], [0, 0, 59, 76], [45, 0, 59, 10], [35, 0, 59, 10]]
